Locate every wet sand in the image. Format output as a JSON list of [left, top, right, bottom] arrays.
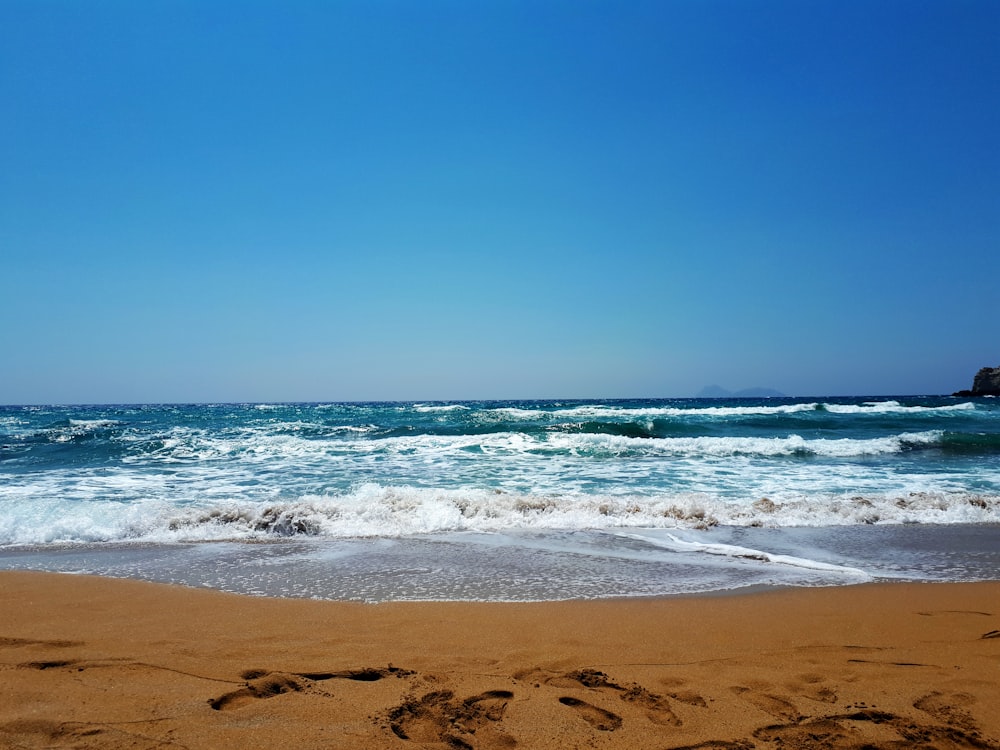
[[1, 571, 999, 749]]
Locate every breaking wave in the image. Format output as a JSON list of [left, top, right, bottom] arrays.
[[1, 485, 998, 546]]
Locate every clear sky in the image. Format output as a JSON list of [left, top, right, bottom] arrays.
[[2, 0, 997, 404]]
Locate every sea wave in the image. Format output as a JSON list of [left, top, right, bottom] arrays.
[[822, 400, 976, 415], [111, 428, 953, 464], [3, 400, 997, 551], [480, 401, 977, 421], [412, 404, 471, 413], [1, 485, 997, 546], [539, 431, 945, 458]]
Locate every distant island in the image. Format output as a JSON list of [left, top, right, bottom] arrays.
[[953, 366, 1000, 397], [697, 385, 786, 398]]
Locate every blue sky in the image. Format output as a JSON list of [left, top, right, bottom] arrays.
[[2, 0, 997, 403]]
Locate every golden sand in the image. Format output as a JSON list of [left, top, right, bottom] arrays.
[[2, 571, 999, 749]]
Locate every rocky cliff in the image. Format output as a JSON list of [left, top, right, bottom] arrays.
[[954, 366, 1000, 396]]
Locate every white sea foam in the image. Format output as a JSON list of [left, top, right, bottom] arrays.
[[558, 403, 823, 418], [540, 430, 944, 457], [1, 481, 997, 547], [410, 429, 912, 464], [412, 404, 471, 413], [615, 531, 870, 577], [479, 401, 975, 421], [482, 403, 820, 420], [824, 401, 976, 414], [0, 416, 30, 435], [259, 420, 377, 435], [100, 427, 972, 509], [157, 427, 944, 462]]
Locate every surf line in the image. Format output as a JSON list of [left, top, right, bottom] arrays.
[[613, 531, 871, 578]]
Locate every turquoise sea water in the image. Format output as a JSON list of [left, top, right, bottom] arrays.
[[1, 397, 998, 600]]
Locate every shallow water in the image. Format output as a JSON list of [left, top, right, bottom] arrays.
[[2, 524, 997, 602]]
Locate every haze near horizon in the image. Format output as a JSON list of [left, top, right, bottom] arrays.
[[2, 1, 997, 405]]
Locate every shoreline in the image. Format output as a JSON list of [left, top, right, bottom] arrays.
[[4, 523, 1000, 602], [2, 572, 999, 748]]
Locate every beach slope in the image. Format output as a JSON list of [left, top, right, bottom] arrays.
[[2, 572, 999, 749]]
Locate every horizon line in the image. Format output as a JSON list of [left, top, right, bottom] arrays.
[[0, 392, 978, 408]]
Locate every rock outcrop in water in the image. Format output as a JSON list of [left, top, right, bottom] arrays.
[[954, 366, 1000, 396]]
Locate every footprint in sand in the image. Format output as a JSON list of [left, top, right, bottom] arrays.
[[0, 718, 106, 746], [388, 690, 457, 743], [550, 669, 682, 726], [730, 686, 802, 722], [658, 676, 710, 708], [558, 696, 623, 731], [295, 665, 414, 682], [752, 709, 998, 750], [789, 673, 838, 704], [387, 688, 516, 748], [210, 673, 305, 711], [664, 689, 708, 708], [914, 691, 980, 733], [210, 665, 413, 711], [753, 711, 898, 748], [463, 690, 516, 723], [620, 685, 682, 726]]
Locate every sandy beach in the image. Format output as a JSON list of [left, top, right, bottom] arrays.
[[0, 572, 998, 749]]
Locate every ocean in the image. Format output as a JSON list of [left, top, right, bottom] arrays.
[[1, 397, 998, 601]]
